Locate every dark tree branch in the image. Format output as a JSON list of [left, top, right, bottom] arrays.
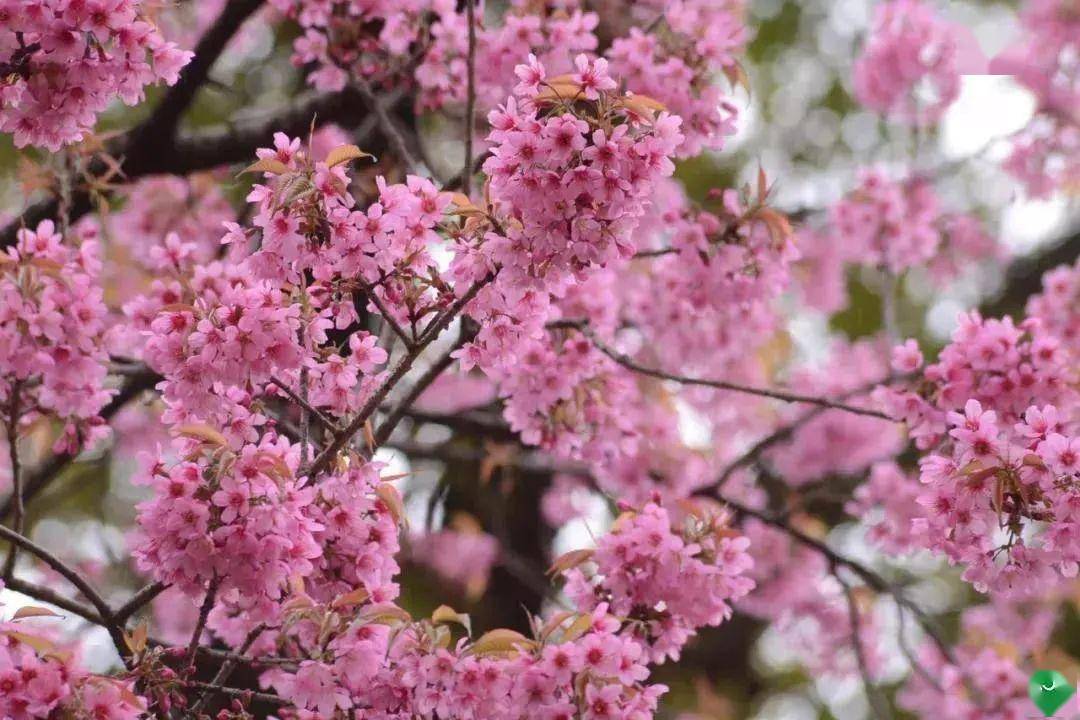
[[373, 331, 469, 448], [0, 89, 397, 248], [5, 576, 106, 625], [129, 0, 266, 150], [980, 223, 1080, 318], [190, 623, 270, 714], [462, 0, 478, 196], [114, 581, 170, 624], [718, 495, 957, 665]]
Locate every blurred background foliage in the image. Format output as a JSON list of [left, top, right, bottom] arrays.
[[1, 1, 1078, 718]]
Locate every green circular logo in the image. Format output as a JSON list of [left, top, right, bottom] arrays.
[[1030, 670, 1077, 717]]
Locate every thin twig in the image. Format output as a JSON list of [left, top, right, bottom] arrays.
[[462, 0, 478, 197], [114, 580, 170, 624], [895, 600, 944, 693], [2, 383, 22, 579], [1, 368, 161, 521], [353, 77, 420, 171], [190, 623, 270, 714], [186, 576, 221, 669], [562, 320, 894, 420], [267, 376, 338, 433], [184, 681, 290, 707], [0, 524, 129, 662], [718, 495, 956, 666], [367, 290, 415, 350], [305, 276, 491, 478], [702, 373, 906, 494], [835, 570, 892, 720]]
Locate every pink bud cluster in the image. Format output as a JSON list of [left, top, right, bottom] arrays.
[[851, 0, 963, 125], [563, 502, 755, 663], [1, 221, 112, 455], [0, 0, 192, 150]]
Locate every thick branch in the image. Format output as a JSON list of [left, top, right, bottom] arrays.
[[114, 580, 169, 624], [980, 223, 1080, 318], [128, 0, 266, 151], [1, 87, 401, 248]]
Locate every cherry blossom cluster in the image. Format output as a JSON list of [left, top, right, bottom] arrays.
[[1026, 256, 1080, 356], [0, 0, 192, 150], [990, 0, 1079, 197], [626, 178, 798, 374], [453, 55, 684, 417], [607, 0, 745, 156], [1, 220, 112, 455], [132, 432, 323, 602], [767, 339, 903, 486], [562, 501, 755, 663], [415, 2, 600, 112], [851, 0, 963, 125], [480, 54, 683, 294], [410, 516, 500, 599], [496, 330, 639, 462], [824, 169, 999, 277], [106, 175, 235, 274], [140, 268, 304, 427], [262, 601, 665, 720], [876, 312, 1079, 595], [796, 173, 1000, 314], [845, 461, 926, 554], [271, 0, 748, 157], [273, 0, 596, 108], [737, 517, 885, 680], [897, 596, 1056, 719], [0, 594, 143, 720]]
